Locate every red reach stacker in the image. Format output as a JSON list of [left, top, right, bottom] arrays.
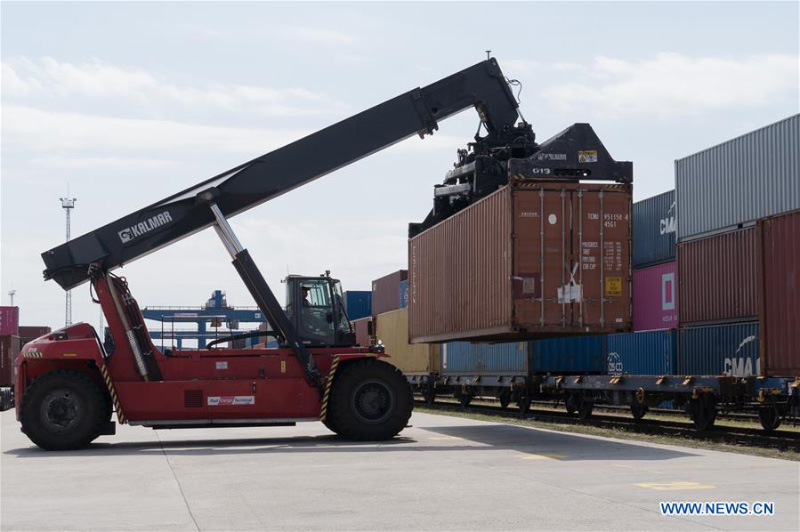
[[12, 60, 533, 450]]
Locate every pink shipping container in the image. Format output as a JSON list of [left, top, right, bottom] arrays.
[[759, 210, 800, 376], [0, 307, 19, 336], [633, 261, 677, 331]]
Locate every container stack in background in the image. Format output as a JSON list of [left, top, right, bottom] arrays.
[[675, 114, 800, 377], [368, 269, 440, 383], [1, 307, 21, 388], [343, 290, 373, 346], [604, 190, 678, 376]]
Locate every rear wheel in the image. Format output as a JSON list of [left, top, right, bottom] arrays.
[[326, 359, 412, 441], [758, 406, 782, 432], [20, 370, 108, 451]]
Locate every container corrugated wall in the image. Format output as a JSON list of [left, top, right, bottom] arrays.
[[398, 280, 408, 309], [678, 227, 757, 325], [441, 342, 528, 375], [351, 317, 372, 347], [372, 270, 407, 315], [607, 330, 677, 375], [676, 114, 800, 241], [376, 309, 440, 375], [530, 335, 606, 373], [678, 322, 760, 376], [0, 307, 19, 336], [759, 210, 800, 376], [633, 261, 677, 331], [409, 183, 632, 343], [0, 335, 21, 387], [343, 291, 372, 321], [409, 187, 513, 342], [633, 190, 676, 267]]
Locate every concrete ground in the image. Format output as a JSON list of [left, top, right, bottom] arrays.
[[1, 410, 798, 531]]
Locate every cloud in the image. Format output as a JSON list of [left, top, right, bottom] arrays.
[[542, 53, 799, 118], [29, 156, 177, 170], [1, 56, 347, 116], [1, 104, 307, 153], [286, 26, 357, 44]]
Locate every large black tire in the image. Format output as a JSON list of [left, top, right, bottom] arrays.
[[20, 370, 109, 451], [326, 359, 413, 441]]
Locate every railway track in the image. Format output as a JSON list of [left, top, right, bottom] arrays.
[[417, 399, 800, 452]]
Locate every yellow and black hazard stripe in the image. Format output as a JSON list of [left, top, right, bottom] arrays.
[[23, 350, 43, 358], [319, 355, 340, 423], [98, 364, 127, 424]]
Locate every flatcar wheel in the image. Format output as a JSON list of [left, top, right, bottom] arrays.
[[630, 402, 648, 422], [577, 398, 593, 421], [689, 397, 716, 431], [758, 406, 782, 432], [565, 393, 579, 415], [424, 385, 436, 406], [459, 393, 472, 409], [499, 390, 511, 410], [518, 395, 531, 414]]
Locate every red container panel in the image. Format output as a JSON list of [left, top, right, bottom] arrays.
[[18, 326, 51, 341], [371, 270, 407, 315], [759, 210, 800, 376], [0, 335, 21, 387], [351, 317, 373, 347], [633, 261, 678, 331], [409, 182, 632, 343], [678, 227, 758, 325], [0, 307, 19, 336]]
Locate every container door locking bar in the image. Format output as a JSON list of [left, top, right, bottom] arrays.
[[209, 202, 323, 394]]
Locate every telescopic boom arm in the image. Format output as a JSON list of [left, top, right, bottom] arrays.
[[42, 59, 520, 290]]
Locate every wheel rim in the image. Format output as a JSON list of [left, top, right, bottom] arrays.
[[350, 379, 395, 424], [40, 389, 83, 433]]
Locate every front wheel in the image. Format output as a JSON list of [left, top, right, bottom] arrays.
[[20, 370, 109, 451], [325, 359, 413, 441]]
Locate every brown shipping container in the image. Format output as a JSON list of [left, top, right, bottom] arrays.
[[409, 182, 632, 343], [678, 227, 758, 325], [376, 309, 440, 375], [1, 336, 21, 387], [351, 316, 373, 347], [759, 210, 800, 376], [371, 270, 408, 315], [18, 326, 51, 341]]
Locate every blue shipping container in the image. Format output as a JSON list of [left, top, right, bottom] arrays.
[[678, 322, 760, 376], [530, 336, 606, 373], [633, 190, 676, 268], [606, 330, 677, 375], [442, 341, 527, 375], [343, 291, 372, 321], [398, 280, 409, 309]]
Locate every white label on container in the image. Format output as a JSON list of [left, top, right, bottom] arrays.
[[548, 214, 557, 225], [216, 361, 228, 370], [557, 284, 582, 303]]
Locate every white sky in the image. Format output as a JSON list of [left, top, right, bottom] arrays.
[[2, 1, 799, 331]]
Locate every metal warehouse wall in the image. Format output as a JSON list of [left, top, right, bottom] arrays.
[[675, 114, 800, 241]]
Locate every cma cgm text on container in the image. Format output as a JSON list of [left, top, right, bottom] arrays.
[[633, 190, 675, 268], [409, 181, 633, 343]]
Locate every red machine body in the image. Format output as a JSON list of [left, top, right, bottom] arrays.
[[15, 275, 382, 427]]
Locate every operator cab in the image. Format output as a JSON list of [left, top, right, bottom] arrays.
[[284, 273, 356, 347]]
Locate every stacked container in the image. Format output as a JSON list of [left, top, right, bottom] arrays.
[[632, 190, 677, 332], [376, 309, 439, 378], [675, 114, 800, 376], [0, 307, 21, 388], [371, 270, 407, 315], [343, 291, 372, 321]]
